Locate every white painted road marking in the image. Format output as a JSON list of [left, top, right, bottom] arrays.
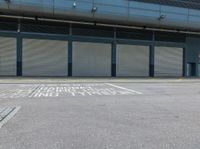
[[105, 83, 143, 95], [0, 107, 21, 129], [0, 83, 142, 98]]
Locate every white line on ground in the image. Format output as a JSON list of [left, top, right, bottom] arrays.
[[105, 83, 143, 95], [0, 107, 21, 129]]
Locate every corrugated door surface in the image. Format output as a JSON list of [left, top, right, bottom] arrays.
[[116, 45, 149, 76], [155, 47, 183, 77], [0, 37, 16, 76], [73, 42, 111, 76], [23, 39, 68, 76]]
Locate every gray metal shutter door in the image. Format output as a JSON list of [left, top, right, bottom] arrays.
[[0, 37, 16, 76], [155, 47, 183, 77], [73, 42, 111, 76], [23, 39, 68, 76], [116, 45, 149, 76]]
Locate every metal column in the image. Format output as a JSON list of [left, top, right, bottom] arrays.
[[17, 22, 22, 76], [111, 41, 116, 77], [149, 45, 154, 77]]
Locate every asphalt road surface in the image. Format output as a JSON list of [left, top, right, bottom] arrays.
[[0, 78, 200, 149]]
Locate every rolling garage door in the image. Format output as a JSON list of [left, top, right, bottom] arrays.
[[155, 47, 183, 77], [0, 37, 16, 76], [23, 39, 68, 76], [116, 45, 149, 76], [72, 42, 111, 76]]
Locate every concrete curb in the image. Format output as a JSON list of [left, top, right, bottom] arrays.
[[0, 77, 199, 84]]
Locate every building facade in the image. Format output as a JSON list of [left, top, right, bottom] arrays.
[[0, 0, 200, 77]]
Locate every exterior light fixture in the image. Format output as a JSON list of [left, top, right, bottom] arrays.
[[158, 14, 166, 21], [91, 6, 97, 13], [73, 2, 76, 8]]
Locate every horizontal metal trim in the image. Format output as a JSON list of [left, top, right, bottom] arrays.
[[154, 41, 186, 48], [71, 36, 113, 43], [0, 31, 18, 37], [116, 40, 152, 46], [20, 32, 70, 40]]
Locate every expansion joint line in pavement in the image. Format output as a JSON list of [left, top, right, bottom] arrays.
[[0, 107, 21, 129]]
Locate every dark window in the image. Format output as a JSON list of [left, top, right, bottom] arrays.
[[116, 28, 153, 40], [72, 24, 114, 38], [155, 31, 186, 42], [0, 18, 18, 31], [21, 20, 69, 34]]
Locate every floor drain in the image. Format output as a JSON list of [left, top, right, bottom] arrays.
[[0, 107, 20, 128]]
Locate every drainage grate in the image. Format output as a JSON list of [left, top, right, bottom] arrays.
[[0, 107, 20, 128]]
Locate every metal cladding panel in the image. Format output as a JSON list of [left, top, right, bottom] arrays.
[[54, 0, 93, 19], [0, 37, 16, 76], [23, 39, 68, 76], [186, 37, 200, 63], [2, 0, 200, 30], [72, 42, 111, 76], [11, 0, 53, 14], [94, 0, 129, 21], [116, 45, 149, 77], [155, 47, 183, 77]]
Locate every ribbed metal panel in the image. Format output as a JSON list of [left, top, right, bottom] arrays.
[[0, 37, 16, 76], [72, 42, 111, 76], [116, 45, 149, 77], [155, 47, 183, 77], [23, 39, 68, 76]]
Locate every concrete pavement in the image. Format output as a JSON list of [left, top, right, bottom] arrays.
[[0, 79, 200, 149]]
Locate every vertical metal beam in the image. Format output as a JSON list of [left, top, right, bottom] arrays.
[[149, 45, 155, 77], [17, 22, 22, 76], [195, 62, 199, 77], [68, 41, 72, 76], [68, 24, 72, 76], [111, 28, 117, 77], [182, 47, 187, 77], [196, 49, 199, 77], [111, 41, 116, 77], [149, 31, 155, 77]]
